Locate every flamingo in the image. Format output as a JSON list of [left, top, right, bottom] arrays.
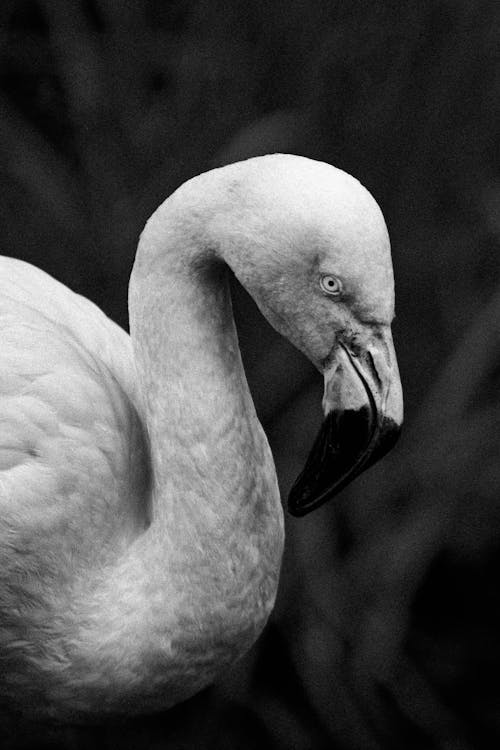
[[0, 154, 403, 722]]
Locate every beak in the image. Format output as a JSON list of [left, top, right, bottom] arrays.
[[288, 327, 403, 516]]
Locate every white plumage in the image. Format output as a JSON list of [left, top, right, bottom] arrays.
[[0, 154, 402, 722]]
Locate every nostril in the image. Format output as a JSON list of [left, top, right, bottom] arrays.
[[366, 350, 382, 388]]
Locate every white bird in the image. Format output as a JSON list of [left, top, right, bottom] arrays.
[[0, 154, 403, 722]]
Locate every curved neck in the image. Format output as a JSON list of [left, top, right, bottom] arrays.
[[129, 197, 262, 535], [70, 185, 284, 715]]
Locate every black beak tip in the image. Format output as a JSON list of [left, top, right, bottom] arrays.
[[364, 417, 402, 468], [287, 492, 314, 518], [287, 412, 402, 517]]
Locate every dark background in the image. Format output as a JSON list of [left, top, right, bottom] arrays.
[[1, 1, 500, 748]]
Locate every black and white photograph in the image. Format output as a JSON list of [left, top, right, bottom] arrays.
[[0, 2, 499, 748]]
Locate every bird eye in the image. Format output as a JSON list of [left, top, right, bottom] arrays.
[[319, 274, 342, 297]]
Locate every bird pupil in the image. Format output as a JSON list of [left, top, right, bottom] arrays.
[[320, 275, 340, 295]]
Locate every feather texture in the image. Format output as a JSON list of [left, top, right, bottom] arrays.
[[0, 154, 399, 722]]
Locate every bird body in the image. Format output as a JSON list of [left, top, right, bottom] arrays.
[[0, 154, 402, 721], [0, 257, 281, 720]]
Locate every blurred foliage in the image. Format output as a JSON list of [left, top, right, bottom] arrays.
[[1, 1, 500, 748]]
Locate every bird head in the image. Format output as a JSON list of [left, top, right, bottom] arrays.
[[208, 154, 403, 515]]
